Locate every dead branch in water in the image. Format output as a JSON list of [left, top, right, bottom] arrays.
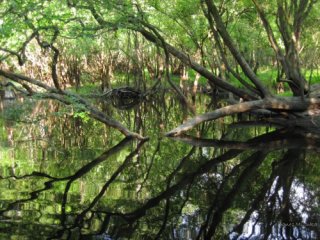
[[166, 97, 320, 136]]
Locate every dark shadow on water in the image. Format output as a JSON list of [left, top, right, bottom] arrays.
[[0, 96, 319, 240]]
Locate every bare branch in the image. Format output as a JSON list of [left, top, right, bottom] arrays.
[[166, 97, 320, 136]]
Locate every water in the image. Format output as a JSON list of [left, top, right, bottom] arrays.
[[0, 93, 319, 239]]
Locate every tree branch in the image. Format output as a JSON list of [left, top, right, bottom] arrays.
[[166, 97, 320, 136], [138, 27, 257, 100], [0, 69, 147, 140], [204, 0, 271, 98]]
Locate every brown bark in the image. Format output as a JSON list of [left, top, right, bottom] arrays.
[[51, 45, 62, 91]]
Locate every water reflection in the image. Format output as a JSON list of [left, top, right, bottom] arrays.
[[0, 95, 319, 239]]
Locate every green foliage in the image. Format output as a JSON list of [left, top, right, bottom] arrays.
[[68, 84, 98, 94], [73, 110, 90, 123], [1, 0, 319, 96], [0, 1, 320, 238]]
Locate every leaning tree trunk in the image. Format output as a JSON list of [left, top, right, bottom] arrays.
[[252, 0, 313, 96]]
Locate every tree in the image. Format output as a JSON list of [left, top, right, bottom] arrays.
[[252, 0, 316, 96], [0, 0, 319, 138]]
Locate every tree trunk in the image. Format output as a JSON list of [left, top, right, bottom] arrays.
[[252, 0, 313, 96], [165, 96, 320, 136]]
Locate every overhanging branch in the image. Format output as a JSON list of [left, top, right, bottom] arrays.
[[0, 69, 147, 140]]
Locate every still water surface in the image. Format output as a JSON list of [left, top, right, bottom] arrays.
[[0, 93, 319, 239]]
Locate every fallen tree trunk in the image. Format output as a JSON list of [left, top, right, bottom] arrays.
[[165, 97, 320, 136]]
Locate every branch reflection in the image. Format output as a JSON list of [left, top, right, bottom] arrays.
[[0, 97, 319, 240]]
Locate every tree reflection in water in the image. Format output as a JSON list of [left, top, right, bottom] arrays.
[[0, 96, 319, 240]]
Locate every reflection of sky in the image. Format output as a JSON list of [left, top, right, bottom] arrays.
[[174, 214, 199, 240], [291, 179, 314, 223], [229, 178, 318, 240]]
